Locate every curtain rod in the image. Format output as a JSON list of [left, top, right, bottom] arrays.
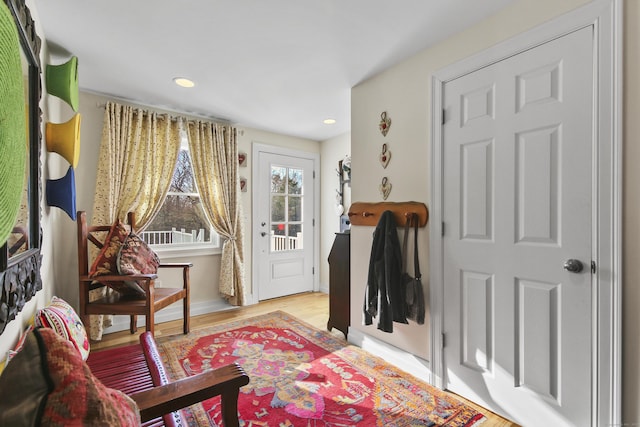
[[88, 90, 231, 125], [95, 102, 231, 126], [95, 102, 180, 122], [94, 101, 246, 136]]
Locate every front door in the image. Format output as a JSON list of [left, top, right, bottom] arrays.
[[442, 26, 593, 426], [256, 151, 315, 300]]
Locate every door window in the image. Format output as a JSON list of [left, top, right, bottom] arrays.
[[270, 166, 304, 251]]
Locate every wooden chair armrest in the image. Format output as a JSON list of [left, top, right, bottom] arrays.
[[80, 273, 158, 282], [130, 363, 249, 425], [156, 264, 191, 292], [158, 262, 193, 269]]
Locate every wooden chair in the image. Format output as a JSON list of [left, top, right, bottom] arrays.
[[77, 210, 191, 336], [87, 332, 249, 427]]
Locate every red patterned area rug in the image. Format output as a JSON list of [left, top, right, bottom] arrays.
[[155, 311, 486, 427]]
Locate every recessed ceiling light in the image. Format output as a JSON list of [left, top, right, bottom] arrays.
[[173, 77, 195, 88], [323, 118, 336, 125]]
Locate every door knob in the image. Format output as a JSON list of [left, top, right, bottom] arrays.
[[260, 232, 267, 237], [563, 259, 583, 273]]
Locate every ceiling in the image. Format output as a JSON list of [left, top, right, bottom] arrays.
[[32, 0, 516, 141]]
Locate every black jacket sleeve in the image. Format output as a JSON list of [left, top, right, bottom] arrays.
[[363, 210, 407, 332]]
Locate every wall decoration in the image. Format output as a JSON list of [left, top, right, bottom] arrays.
[[45, 113, 81, 167], [379, 111, 391, 136], [0, 0, 27, 248], [240, 176, 247, 192], [379, 143, 391, 169], [238, 151, 247, 167], [46, 56, 79, 111], [46, 166, 76, 220], [379, 177, 392, 200], [1, 0, 44, 336]]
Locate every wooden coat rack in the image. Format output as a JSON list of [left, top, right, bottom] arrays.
[[348, 201, 429, 227]]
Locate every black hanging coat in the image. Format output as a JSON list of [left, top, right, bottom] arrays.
[[363, 210, 408, 332]]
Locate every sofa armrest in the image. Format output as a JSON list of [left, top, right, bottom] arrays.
[[130, 363, 249, 425]]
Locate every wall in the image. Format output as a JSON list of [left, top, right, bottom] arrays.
[[319, 132, 351, 292], [351, 0, 640, 422]]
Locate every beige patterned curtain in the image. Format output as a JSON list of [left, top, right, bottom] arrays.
[[89, 101, 182, 340], [186, 120, 246, 305]]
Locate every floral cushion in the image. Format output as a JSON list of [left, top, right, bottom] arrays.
[[35, 296, 90, 361], [88, 218, 130, 277], [0, 327, 140, 427]]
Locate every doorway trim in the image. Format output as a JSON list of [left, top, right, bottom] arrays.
[[429, 1, 622, 425], [251, 142, 320, 305]]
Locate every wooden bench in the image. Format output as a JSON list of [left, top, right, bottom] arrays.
[[87, 332, 249, 426]]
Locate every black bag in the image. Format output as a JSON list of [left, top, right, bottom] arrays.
[[401, 213, 425, 324]]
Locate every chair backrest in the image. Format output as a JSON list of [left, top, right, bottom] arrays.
[[76, 211, 135, 277]]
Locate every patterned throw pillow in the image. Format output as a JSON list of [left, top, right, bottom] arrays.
[[111, 231, 161, 297], [117, 232, 160, 275], [88, 218, 130, 277], [0, 327, 140, 427], [35, 296, 90, 361]]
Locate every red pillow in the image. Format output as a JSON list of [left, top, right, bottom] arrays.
[[89, 219, 130, 277], [0, 328, 140, 426]]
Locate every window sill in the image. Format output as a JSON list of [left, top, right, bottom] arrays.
[[153, 245, 222, 259]]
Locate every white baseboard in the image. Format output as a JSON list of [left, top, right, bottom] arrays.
[[318, 282, 329, 294], [102, 298, 233, 334], [348, 328, 432, 383]]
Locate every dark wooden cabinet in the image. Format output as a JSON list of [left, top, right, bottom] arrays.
[[327, 232, 350, 338]]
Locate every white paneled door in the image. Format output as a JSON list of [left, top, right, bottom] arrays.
[[256, 152, 315, 300], [443, 27, 593, 426]]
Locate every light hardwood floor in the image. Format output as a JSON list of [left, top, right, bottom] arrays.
[[93, 292, 518, 427]]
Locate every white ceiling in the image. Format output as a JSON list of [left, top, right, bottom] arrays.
[[32, 0, 516, 141]]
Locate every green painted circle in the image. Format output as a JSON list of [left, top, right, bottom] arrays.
[[0, 2, 27, 246]]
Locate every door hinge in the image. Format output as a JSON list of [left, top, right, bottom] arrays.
[[442, 108, 446, 125], [591, 261, 596, 274], [442, 333, 446, 348], [313, 170, 316, 179], [312, 219, 315, 226], [442, 222, 445, 236], [312, 267, 315, 275]]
